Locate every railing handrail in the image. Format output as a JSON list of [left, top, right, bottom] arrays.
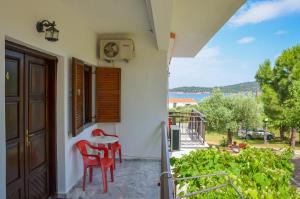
[[169, 110, 205, 121], [174, 172, 244, 199], [168, 110, 206, 143], [191, 108, 206, 120], [161, 121, 174, 199]]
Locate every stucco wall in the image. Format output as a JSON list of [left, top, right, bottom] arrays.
[[0, 32, 6, 199], [0, 0, 168, 196]]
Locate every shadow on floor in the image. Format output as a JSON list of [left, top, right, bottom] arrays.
[[67, 159, 160, 199]]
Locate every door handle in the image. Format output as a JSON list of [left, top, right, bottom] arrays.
[[5, 72, 10, 80]]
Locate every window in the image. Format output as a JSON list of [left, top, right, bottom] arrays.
[[71, 58, 93, 136], [95, 67, 121, 123], [72, 59, 121, 136], [84, 65, 92, 124]]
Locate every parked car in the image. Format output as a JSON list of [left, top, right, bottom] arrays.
[[238, 129, 275, 140]]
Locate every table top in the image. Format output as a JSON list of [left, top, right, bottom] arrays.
[[90, 136, 119, 144]]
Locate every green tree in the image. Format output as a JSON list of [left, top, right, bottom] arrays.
[[229, 94, 262, 131], [256, 45, 300, 145], [197, 89, 261, 143], [198, 89, 234, 132], [284, 83, 300, 147]]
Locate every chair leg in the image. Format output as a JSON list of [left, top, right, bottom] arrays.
[[89, 167, 93, 183], [101, 168, 108, 193], [119, 148, 122, 163], [110, 165, 114, 182], [112, 151, 116, 170], [83, 167, 87, 191]]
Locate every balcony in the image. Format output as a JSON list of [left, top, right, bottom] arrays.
[[67, 160, 160, 199], [43, 114, 223, 199], [168, 110, 209, 158], [56, 122, 170, 199]]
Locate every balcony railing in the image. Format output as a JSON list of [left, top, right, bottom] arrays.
[[160, 121, 174, 199], [160, 119, 244, 199], [169, 109, 206, 148]]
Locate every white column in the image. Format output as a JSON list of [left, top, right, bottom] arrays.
[[56, 56, 68, 194], [0, 32, 6, 199]]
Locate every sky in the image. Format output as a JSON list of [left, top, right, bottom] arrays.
[[169, 0, 300, 88]]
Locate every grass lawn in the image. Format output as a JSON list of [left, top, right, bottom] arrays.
[[205, 131, 300, 150]]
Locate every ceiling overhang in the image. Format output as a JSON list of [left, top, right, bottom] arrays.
[[171, 0, 245, 57], [145, 0, 173, 51]]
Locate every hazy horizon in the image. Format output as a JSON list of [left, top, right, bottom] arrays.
[[169, 81, 256, 89]]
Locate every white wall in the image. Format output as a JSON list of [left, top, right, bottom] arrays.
[[168, 102, 197, 109], [0, 32, 6, 199], [0, 0, 168, 196]]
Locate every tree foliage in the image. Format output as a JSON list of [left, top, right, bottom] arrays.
[[255, 45, 300, 139], [171, 147, 297, 199], [284, 82, 300, 129], [197, 89, 261, 132], [169, 81, 259, 93]]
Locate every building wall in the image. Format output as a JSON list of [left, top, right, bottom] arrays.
[[0, 32, 6, 199], [168, 102, 198, 108], [0, 0, 168, 196]]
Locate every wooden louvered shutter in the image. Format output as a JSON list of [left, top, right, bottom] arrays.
[[72, 58, 84, 136], [96, 67, 121, 123]]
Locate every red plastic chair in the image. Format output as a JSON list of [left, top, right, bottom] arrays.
[[75, 140, 114, 193], [92, 129, 122, 169], [168, 117, 173, 129]]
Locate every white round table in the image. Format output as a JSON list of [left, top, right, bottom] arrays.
[[90, 136, 119, 145]]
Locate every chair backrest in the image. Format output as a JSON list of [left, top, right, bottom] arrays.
[[76, 140, 89, 154], [92, 129, 105, 136], [76, 140, 93, 164]]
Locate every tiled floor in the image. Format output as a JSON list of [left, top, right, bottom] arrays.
[[67, 160, 160, 199]]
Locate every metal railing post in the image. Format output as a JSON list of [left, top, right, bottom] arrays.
[[160, 121, 174, 199]]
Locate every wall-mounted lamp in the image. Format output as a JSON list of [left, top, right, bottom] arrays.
[[36, 20, 59, 42]]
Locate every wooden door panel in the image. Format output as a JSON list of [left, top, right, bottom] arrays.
[[5, 49, 25, 199], [25, 55, 49, 199], [30, 64, 46, 95], [28, 166, 49, 199], [6, 142, 21, 184], [29, 132, 46, 171], [5, 58, 19, 97], [7, 189, 22, 199], [5, 102, 19, 140], [29, 100, 45, 133]]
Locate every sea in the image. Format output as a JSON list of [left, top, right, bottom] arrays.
[[168, 92, 211, 102]]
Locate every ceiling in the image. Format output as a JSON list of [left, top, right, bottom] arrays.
[[61, 0, 151, 33], [15, 0, 245, 57], [171, 0, 245, 57]]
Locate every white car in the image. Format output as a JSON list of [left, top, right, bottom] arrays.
[[238, 129, 275, 140]]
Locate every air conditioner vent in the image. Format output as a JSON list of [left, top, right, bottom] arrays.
[[100, 39, 135, 62]]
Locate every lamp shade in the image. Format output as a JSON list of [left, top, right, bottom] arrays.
[[45, 26, 59, 42]]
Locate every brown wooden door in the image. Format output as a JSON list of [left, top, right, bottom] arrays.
[[5, 49, 25, 199], [5, 45, 56, 199], [24, 55, 50, 199]]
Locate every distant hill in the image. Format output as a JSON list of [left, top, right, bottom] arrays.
[[169, 81, 260, 93]]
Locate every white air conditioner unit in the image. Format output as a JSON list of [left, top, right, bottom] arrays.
[[100, 39, 135, 62]]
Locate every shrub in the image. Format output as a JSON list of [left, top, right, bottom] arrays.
[[171, 147, 298, 199]]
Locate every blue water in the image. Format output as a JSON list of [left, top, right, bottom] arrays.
[[168, 92, 211, 101]]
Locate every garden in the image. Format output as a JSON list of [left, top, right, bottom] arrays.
[[171, 147, 298, 198], [169, 45, 300, 198]]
